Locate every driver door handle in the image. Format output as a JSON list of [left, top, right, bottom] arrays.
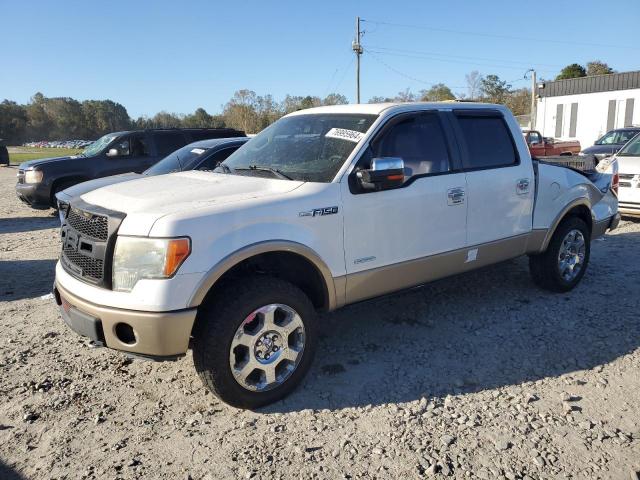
[[447, 187, 465, 206]]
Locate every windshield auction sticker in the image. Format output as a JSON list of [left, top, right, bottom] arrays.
[[325, 128, 365, 143]]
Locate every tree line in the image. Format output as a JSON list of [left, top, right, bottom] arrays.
[[0, 60, 615, 145], [0, 91, 349, 145]]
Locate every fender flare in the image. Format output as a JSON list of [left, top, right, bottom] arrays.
[[187, 240, 341, 310], [535, 198, 593, 253]]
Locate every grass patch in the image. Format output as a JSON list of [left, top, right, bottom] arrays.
[[9, 147, 84, 165]]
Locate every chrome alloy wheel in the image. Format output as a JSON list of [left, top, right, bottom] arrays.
[[229, 304, 305, 392], [557, 229, 586, 282]]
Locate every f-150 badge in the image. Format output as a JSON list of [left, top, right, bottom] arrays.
[[299, 206, 339, 217]]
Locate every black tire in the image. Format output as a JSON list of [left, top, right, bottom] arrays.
[[192, 276, 318, 409], [529, 216, 591, 292]]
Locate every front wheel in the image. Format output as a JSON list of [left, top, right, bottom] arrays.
[[192, 276, 317, 409], [529, 216, 591, 292]]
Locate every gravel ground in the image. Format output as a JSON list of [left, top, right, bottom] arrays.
[[1, 165, 639, 480]]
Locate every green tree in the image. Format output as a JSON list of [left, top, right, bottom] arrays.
[[25, 93, 53, 140], [394, 88, 417, 103], [586, 60, 614, 76], [480, 75, 512, 103], [504, 88, 531, 116], [223, 89, 260, 133], [322, 93, 348, 105], [367, 96, 394, 103], [0, 100, 28, 144], [150, 111, 183, 128], [183, 108, 213, 128], [420, 83, 456, 102], [82, 99, 131, 137], [556, 63, 586, 80]]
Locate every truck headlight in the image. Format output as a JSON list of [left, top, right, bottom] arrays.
[[24, 170, 44, 183], [112, 236, 191, 292]]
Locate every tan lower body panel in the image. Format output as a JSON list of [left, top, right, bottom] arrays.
[[55, 282, 196, 357], [345, 234, 530, 305]]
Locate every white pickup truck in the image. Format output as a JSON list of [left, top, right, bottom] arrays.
[[54, 103, 620, 408]]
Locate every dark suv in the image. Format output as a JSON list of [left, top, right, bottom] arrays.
[[16, 128, 245, 209]]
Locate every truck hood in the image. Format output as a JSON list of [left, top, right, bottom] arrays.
[[57, 172, 142, 202], [616, 155, 640, 174], [19, 155, 79, 169], [79, 171, 304, 234]]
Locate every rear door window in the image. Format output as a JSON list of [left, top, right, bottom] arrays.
[[154, 132, 188, 156], [455, 113, 518, 169]]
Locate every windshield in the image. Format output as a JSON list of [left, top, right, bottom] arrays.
[[144, 144, 211, 175], [219, 113, 377, 182], [596, 130, 639, 145], [82, 134, 119, 157], [616, 133, 640, 156]]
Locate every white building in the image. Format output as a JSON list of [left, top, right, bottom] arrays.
[[534, 70, 640, 149]]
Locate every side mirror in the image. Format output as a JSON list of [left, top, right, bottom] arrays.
[[106, 148, 119, 157], [356, 157, 405, 191]]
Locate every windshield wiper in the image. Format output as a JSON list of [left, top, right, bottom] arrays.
[[235, 165, 293, 180], [215, 162, 232, 174]]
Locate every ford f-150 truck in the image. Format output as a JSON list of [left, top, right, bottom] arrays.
[[54, 103, 620, 408], [523, 130, 581, 157]]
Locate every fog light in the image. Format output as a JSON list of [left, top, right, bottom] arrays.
[[114, 323, 136, 345]]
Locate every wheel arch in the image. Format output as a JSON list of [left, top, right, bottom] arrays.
[[539, 199, 593, 252], [50, 175, 90, 206], [188, 240, 341, 313]]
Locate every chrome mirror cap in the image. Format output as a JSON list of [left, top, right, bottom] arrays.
[[371, 157, 404, 171]]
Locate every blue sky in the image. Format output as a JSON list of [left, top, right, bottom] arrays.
[[2, 0, 639, 118]]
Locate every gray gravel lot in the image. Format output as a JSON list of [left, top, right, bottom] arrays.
[[1, 165, 639, 479]]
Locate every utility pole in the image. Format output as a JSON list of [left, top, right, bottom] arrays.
[[529, 69, 537, 129], [352, 16, 363, 103]]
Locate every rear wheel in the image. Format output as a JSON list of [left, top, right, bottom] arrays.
[[192, 276, 317, 409], [529, 216, 591, 292]]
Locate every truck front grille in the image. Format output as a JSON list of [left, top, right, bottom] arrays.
[[62, 244, 104, 280], [66, 208, 108, 241], [60, 203, 125, 288]]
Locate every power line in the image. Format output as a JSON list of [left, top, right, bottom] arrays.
[[365, 48, 556, 74], [363, 45, 564, 69], [361, 19, 640, 51], [364, 48, 466, 89], [333, 56, 355, 94], [324, 52, 353, 96]]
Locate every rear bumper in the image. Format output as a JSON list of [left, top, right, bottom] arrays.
[[15, 183, 51, 209], [54, 282, 197, 358], [592, 213, 621, 238]]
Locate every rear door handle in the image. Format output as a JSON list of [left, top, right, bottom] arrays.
[[516, 178, 531, 194], [447, 187, 465, 206]]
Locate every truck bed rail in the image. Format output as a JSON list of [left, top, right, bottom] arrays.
[[537, 155, 596, 172]]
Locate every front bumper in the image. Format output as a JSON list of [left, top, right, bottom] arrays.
[[54, 282, 197, 358], [619, 204, 640, 217], [15, 182, 51, 209]]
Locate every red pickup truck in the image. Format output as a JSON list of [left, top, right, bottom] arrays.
[[523, 130, 581, 157]]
